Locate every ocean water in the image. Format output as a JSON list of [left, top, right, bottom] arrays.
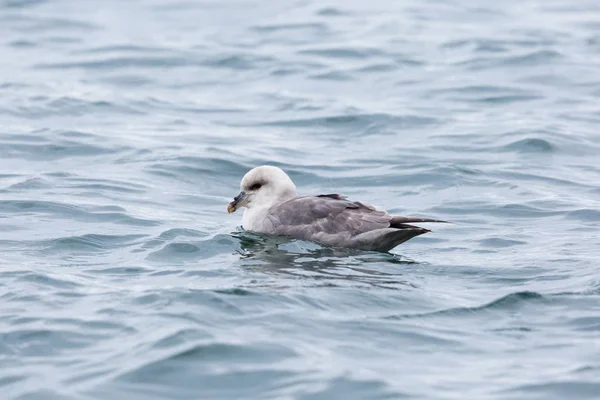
[[1, 0, 600, 398]]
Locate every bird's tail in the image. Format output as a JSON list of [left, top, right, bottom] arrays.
[[390, 216, 447, 229], [353, 228, 429, 252]]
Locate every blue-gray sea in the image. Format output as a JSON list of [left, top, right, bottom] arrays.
[[1, 0, 600, 399]]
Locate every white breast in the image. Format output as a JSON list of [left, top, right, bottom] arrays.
[[242, 206, 271, 232]]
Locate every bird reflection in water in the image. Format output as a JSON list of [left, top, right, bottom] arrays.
[[230, 229, 420, 290]]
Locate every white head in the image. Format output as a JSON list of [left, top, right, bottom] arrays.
[[227, 165, 297, 213]]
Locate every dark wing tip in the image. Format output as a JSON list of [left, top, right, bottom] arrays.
[[316, 193, 348, 200], [391, 216, 450, 224]]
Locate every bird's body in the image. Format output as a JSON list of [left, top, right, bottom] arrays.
[[227, 166, 445, 252]]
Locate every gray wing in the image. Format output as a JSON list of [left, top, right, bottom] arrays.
[[265, 195, 391, 239], [262, 194, 446, 251]]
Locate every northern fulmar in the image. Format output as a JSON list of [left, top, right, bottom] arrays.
[[227, 165, 446, 252]]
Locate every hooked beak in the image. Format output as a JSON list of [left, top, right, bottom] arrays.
[[227, 191, 248, 213]]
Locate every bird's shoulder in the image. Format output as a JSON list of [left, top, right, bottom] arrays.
[[264, 194, 391, 238], [268, 194, 388, 224]]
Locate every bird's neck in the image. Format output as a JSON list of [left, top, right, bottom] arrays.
[[242, 193, 293, 231], [242, 204, 270, 231]]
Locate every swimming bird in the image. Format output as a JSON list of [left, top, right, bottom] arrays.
[[227, 165, 446, 252]]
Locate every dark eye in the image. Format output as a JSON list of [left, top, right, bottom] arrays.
[[250, 183, 262, 191]]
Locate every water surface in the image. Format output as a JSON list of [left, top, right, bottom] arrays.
[[1, 0, 600, 399]]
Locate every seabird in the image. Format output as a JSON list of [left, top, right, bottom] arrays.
[[227, 165, 445, 252]]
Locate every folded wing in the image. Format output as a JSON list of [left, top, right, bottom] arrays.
[[263, 194, 445, 251]]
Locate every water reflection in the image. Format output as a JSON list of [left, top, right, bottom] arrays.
[[231, 229, 419, 289]]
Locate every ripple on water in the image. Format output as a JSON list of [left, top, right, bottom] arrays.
[[386, 291, 546, 321], [146, 234, 241, 263], [11, 271, 81, 290], [478, 237, 527, 248], [256, 113, 440, 136], [146, 156, 249, 184], [503, 138, 554, 153], [34, 52, 276, 72], [458, 49, 564, 71], [0, 200, 160, 226], [0, 138, 113, 160], [428, 84, 543, 104], [0, 328, 98, 357], [298, 47, 385, 59], [38, 234, 148, 254], [503, 381, 600, 400], [0, 129, 134, 160], [565, 209, 600, 222]]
